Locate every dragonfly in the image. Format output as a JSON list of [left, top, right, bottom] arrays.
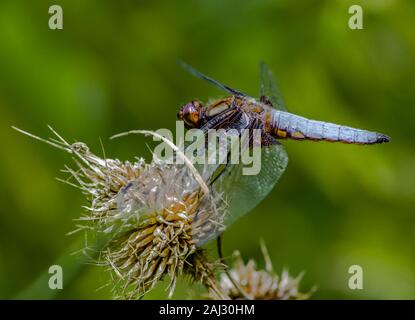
[[177, 61, 390, 241]]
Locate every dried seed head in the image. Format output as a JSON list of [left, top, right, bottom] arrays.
[[107, 161, 227, 298], [210, 242, 314, 300], [14, 127, 226, 299]]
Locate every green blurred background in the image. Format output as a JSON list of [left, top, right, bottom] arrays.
[[1, 0, 414, 299]]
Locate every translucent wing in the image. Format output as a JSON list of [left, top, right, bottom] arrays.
[[184, 62, 290, 245], [178, 60, 246, 96], [190, 127, 288, 245], [259, 61, 287, 111], [212, 62, 289, 227], [211, 143, 288, 229]]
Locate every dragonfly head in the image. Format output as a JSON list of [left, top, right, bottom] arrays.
[[177, 100, 203, 129]]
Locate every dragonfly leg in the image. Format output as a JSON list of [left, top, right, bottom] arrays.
[[246, 116, 280, 147], [200, 106, 241, 133], [262, 132, 280, 146]]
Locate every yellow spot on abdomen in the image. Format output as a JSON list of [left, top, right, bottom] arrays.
[[291, 131, 305, 139], [277, 129, 287, 138]]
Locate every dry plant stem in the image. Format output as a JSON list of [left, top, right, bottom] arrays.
[[185, 250, 228, 300], [260, 238, 273, 272], [111, 129, 209, 195]]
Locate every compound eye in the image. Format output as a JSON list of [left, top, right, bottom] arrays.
[[183, 111, 199, 128]]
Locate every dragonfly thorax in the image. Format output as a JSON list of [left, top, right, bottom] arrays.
[[178, 96, 237, 129], [205, 96, 234, 117]]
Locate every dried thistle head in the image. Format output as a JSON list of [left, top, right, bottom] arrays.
[[105, 159, 227, 299], [211, 241, 314, 300], [14, 127, 226, 299]]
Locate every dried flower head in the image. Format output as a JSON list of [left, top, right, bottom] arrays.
[[13, 127, 226, 299], [105, 160, 227, 299], [211, 241, 313, 300]]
